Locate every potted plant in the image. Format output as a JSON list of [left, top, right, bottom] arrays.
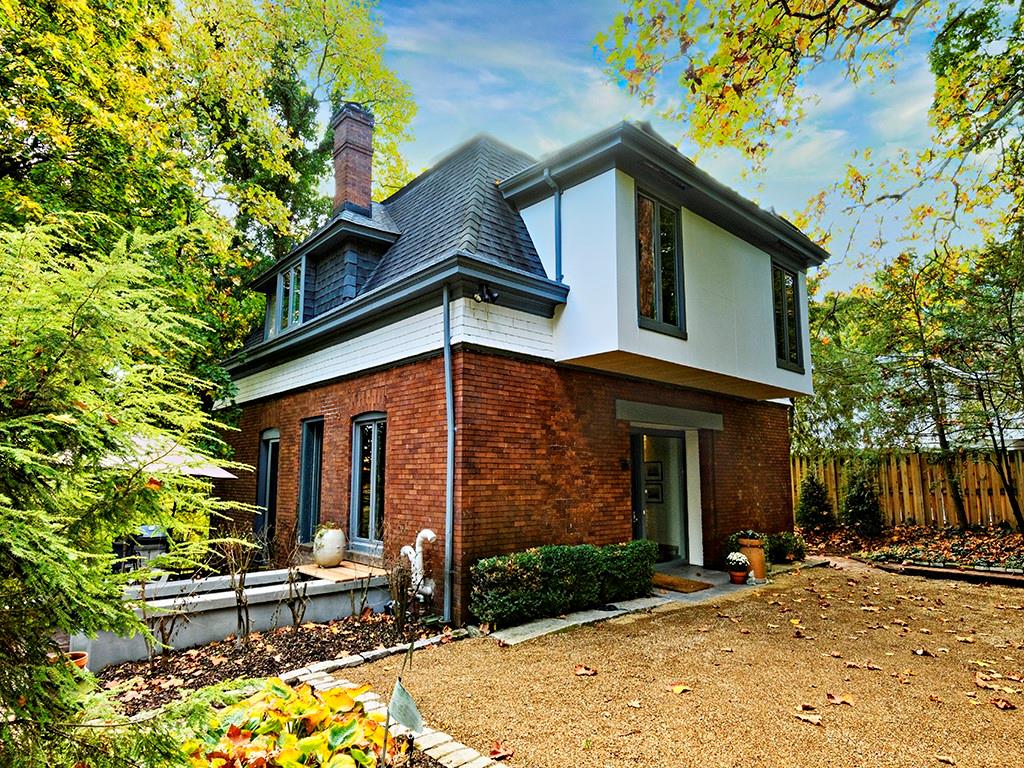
[[313, 522, 346, 567], [725, 552, 750, 584], [733, 529, 767, 580]]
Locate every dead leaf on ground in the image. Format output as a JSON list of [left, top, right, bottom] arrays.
[[912, 648, 935, 657], [665, 682, 691, 694], [795, 712, 823, 726], [626, 699, 641, 709], [489, 740, 514, 761], [935, 755, 956, 765], [573, 664, 597, 677], [956, 636, 975, 644], [826, 692, 854, 706], [990, 697, 1017, 710]]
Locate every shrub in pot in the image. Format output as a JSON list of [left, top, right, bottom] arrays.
[[725, 551, 750, 584]]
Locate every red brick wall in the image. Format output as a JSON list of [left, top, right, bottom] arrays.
[[220, 346, 793, 623], [217, 354, 451, 596], [452, 349, 793, 619]]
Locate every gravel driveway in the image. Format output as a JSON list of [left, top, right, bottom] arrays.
[[344, 562, 1023, 767]]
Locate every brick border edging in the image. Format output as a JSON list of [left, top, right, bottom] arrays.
[[288, 629, 499, 768], [277, 628, 471, 685]]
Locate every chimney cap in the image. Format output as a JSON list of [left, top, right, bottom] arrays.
[[331, 101, 374, 128]]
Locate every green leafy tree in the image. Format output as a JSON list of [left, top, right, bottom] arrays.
[[598, 1, 1023, 249], [0, 218, 243, 766], [1, 0, 416, 402]]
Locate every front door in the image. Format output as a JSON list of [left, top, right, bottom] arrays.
[[631, 431, 687, 563]]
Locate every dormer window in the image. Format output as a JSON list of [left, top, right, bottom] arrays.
[[265, 261, 303, 339]]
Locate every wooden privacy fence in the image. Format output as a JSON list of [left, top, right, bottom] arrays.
[[791, 453, 1024, 528]]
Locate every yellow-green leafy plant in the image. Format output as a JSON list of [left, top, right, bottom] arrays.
[[183, 679, 406, 768]]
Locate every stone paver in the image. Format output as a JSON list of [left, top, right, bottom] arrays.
[[425, 740, 467, 759], [612, 596, 673, 612], [414, 730, 454, 750], [490, 617, 570, 645], [460, 757, 494, 768], [439, 747, 481, 767]]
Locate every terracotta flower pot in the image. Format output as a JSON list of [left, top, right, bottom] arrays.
[[728, 570, 748, 585], [68, 651, 89, 670], [738, 537, 767, 579]]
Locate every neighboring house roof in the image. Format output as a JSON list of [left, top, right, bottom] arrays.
[[366, 135, 544, 290]]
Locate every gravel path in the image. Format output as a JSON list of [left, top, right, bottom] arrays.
[[344, 563, 1023, 767]]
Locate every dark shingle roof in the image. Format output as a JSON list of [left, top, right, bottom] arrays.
[[364, 136, 544, 291]]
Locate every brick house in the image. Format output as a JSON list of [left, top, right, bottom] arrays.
[[218, 103, 828, 622]]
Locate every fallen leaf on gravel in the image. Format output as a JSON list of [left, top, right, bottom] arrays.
[[935, 755, 956, 765], [845, 661, 861, 669], [489, 741, 514, 761], [955, 636, 975, 644], [496, 639, 509, 649], [990, 697, 1017, 710], [795, 712, 822, 726], [573, 664, 597, 677], [866, 661, 883, 670], [826, 692, 854, 706], [626, 699, 641, 709], [825, 651, 842, 658], [912, 648, 935, 657], [665, 682, 691, 694], [767, 623, 780, 629], [720, 647, 734, 653], [798, 703, 816, 711], [929, 695, 944, 703]]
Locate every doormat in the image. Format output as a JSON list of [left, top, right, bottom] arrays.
[[652, 572, 713, 593]]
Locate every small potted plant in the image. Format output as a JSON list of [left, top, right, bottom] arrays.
[[313, 521, 346, 567], [725, 551, 750, 584]]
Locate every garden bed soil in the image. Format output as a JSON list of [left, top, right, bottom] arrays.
[[100, 612, 433, 715], [803, 524, 1024, 570]]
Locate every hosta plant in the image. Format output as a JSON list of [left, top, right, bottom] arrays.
[[182, 679, 405, 768]]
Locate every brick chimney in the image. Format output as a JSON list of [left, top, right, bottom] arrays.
[[331, 102, 374, 216]]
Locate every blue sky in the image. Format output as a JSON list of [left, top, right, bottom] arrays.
[[375, 0, 940, 291]]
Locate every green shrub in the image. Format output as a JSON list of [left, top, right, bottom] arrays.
[[599, 539, 658, 603], [469, 549, 543, 626], [841, 466, 885, 537], [536, 544, 601, 615], [795, 474, 834, 530], [470, 540, 657, 626], [764, 531, 807, 563]]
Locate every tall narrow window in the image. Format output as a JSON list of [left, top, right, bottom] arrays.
[[350, 413, 386, 550], [772, 263, 803, 371], [636, 192, 685, 335], [298, 418, 324, 544], [255, 429, 280, 544], [265, 261, 304, 339]]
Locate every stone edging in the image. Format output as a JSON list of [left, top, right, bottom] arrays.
[[287, 629, 499, 768]]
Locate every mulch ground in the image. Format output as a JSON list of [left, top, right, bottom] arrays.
[[803, 525, 1024, 569], [346, 562, 1024, 768], [100, 612, 433, 715]]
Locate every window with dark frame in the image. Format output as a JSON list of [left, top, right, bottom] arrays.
[[636, 192, 685, 335], [350, 413, 386, 550], [297, 418, 324, 544], [772, 263, 803, 370]]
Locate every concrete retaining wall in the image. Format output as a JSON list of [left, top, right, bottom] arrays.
[[71, 573, 389, 671]]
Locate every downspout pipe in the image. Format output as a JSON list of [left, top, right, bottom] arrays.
[[543, 169, 563, 282], [441, 283, 455, 622]]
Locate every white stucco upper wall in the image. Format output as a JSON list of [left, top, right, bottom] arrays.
[[610, 171, 812, 394]]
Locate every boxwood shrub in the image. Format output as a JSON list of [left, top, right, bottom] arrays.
[[470, 539, 658, 626]]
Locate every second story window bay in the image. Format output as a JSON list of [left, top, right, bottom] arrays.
[[265, 261, 303, 339], [636, 193, 685, 337], [772, 263, 803, 372]]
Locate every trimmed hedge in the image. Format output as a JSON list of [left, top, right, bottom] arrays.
[[470, 539, 658, 627]]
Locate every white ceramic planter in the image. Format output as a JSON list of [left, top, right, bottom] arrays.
[[313, 527, 346, 567]]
